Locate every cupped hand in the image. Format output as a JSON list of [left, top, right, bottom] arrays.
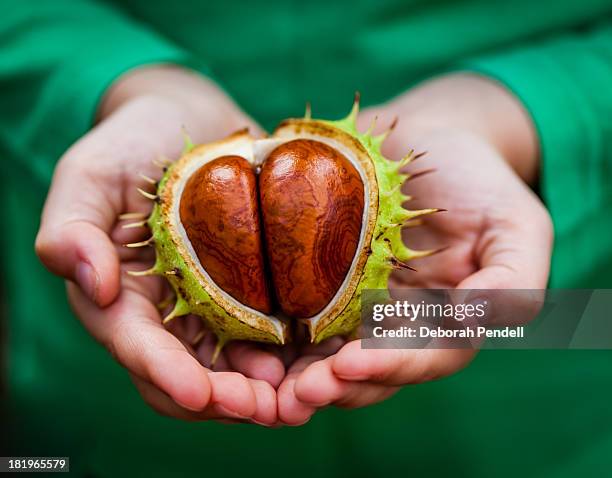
[[35, 66, 284, 425], [277, 74, 554, 425]]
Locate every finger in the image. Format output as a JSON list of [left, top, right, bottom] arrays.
[[207, 372, 258, 419], [276, 337, 350, 424], [249, 379, 278, 426], [277, 355, 322, 426], [456, 198, 552, 325], [36, 156, 122, 306], [293, 357, 350, 407], [331, 340, 475, 386], [224, 342, 285, 388], [205, 374, 276, 425], [67, 282, 212, 412], [333, 384, 399, 409], [458, 196, 553, 291], [36, 179, 119, 306], [131, 374, 222, 421], [134, 369, 274, 425], [294, 359, 399, 408]]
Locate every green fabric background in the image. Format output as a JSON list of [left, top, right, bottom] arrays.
[[2, 0, 612, 476]]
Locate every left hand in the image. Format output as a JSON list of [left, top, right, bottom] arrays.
[[36, 66, 285, 426], [277, 74, 554, 425]]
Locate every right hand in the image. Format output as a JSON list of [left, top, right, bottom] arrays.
[[35, 66, 284, 425], [276, 73, 553, 425]]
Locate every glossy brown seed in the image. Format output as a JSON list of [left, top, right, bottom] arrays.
[[259, 139, 365, 318], [180, 155, 272, 314]]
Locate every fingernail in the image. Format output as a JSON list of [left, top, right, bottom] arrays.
[[299, 398, 332, 407], [334, 373, 369, 381], [289, 417, 311, 427], [250, 419, 274, 428], [76, 261, 99, 303], [213, 403, 250, 420], [174, 398, 206, 412]]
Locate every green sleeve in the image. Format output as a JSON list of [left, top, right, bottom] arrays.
[[0, 0, 202, 182], [462, 20, 612, 287]]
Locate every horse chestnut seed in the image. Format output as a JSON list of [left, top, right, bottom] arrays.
[[180, 155, 272, 314], [259, 139, 364, 317]]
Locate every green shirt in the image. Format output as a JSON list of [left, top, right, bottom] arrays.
[[2, 1, 612, 476]]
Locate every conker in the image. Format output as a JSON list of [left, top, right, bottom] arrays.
[[260, 139, 364, 317], [180, 155, 272, 314]]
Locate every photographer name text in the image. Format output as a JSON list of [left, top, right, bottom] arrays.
[[372, 325, 524, 339]]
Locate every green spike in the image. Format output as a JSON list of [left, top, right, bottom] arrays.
[[365, 116, 378, 136], [381, 184, 401, 198], [340, 91, 360, 130], [304, 102, 312, 120], [399, 152, 414, 168], [372, 133, 386, 147], [389, 207, 437, 223], [210, 337, 227, 366], [181, 126, 194, 154], [374, 117, 398, 145], [192, 329, 207, 346], [156, 293, 175, 311], [394, 246, 439, 262], [126, 267, 157, 277], [162, 295, 190, 324], [405, 208, 441, 220]]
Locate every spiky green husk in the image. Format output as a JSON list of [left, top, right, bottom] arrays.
[[127, 97, 435, 353]]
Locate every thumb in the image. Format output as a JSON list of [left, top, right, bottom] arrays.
[[36, 158, 121, 307], [457, 207, 553, 291], [36, 220, 120, 306], [456, 200, 553, 325]]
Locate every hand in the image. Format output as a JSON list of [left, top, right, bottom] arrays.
[[35, 66, 283, 425], [277, 74, 554, 425]]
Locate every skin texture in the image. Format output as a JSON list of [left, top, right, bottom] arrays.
[[259, 139, 364, 317], [180, 155, 271, 314], [36, 67, 552, 427]]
